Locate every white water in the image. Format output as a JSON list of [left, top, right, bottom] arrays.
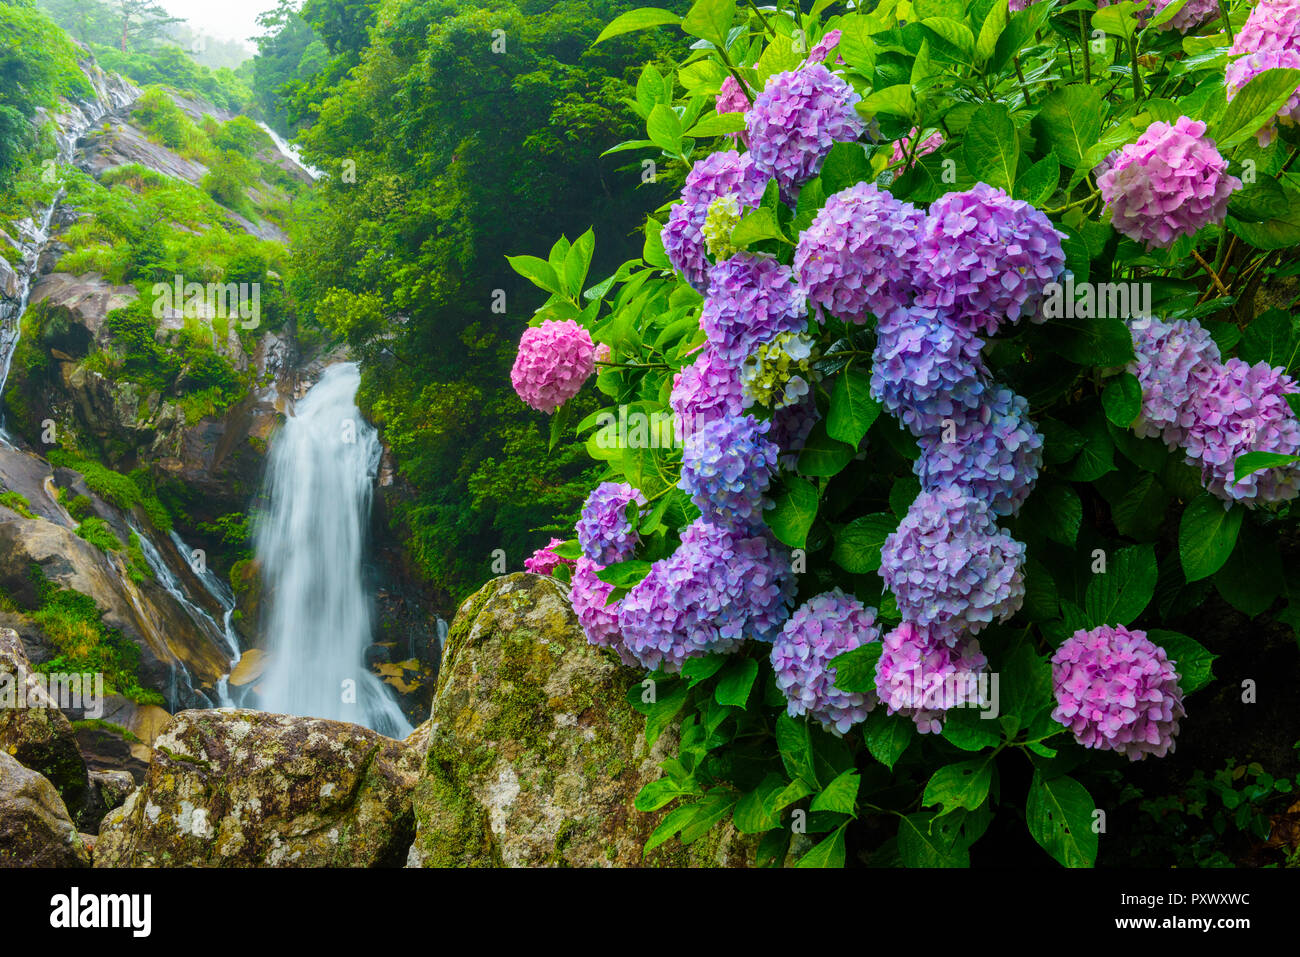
[[257, 122, 321, 181], [254, 362, 411, 737]]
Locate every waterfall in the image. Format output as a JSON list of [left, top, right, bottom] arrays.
[[256, 122, 321, 181], [254, 362, 411, 737]]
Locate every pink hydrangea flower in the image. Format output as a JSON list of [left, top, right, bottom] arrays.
[[524, 538, 574, 576], [1096, 116, 1241, 249], [875, 622, 989, 734], [1151, 0, 1220, 31], [1051, 625, 1185, 761], [890, 127, 944, 167], [1226, 48, 1300, 147], [510, 319, 596, 413], [1231, 0, 1300, 58]]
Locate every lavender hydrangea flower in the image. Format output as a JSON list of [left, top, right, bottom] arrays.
[[1127, 316, 1222, 448], [914, 183, 1067, 333], [1182, 357, 1300, 506], [1097, 117, 1241, 250], [1226, 48, 1300, 146], [913, 386, 1044, 517], [875, 622, 989, 734], [794, 182, 924, 323], [662, 151, 769, 293], [771, 589, 880, 735], [569, 557, 630, 661], [1052, 625, 1185, 761], [700, 252, 808, 363], [745, 64, 865, 200], [576, 482, 647, 565], [524, 537, 574, 577], [871, 303, 990, 436], [670, 346, 745, 441], [619, 520, 795, 672], [1151, 0, 1220, 31], [679, 413, 781, 529], [880, 487, 1026, 634]]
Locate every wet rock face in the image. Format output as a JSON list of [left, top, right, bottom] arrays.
[[94, 709, 420, 867], [0, 750, 90, 867]]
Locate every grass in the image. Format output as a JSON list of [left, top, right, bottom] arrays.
[[0, 490, 36, 519], [75, 516, 124, 553]]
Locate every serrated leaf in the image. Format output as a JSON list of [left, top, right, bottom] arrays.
[[797, 422, 856, 477], [765, 477, 819, 549], [827, 366, 882, 446], [963, 101, 1018, 191], [1146, 628, 1217, 695], [1084, 543, 1158, 626], [1026, 771, 1098, 868], [863, 708, 913, 770], [832, 513, 897, 574], [596, 7, 683, 43], [714, 658, 759, 707], [810, 770, 860, 815], [924, 760, 994, 816], [1179, 494, 1243, 582], [829, 642, 883, 695]]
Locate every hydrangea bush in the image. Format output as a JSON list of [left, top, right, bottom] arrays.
[[506, 0, 1300, 868]]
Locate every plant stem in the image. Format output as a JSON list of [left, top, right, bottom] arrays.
[[1014, 56, 1034, 107], [1079, 13, 1092, 83], [1043, 189, 1101, 215], [1220, 0, 1235, 45], [1127, 33, 1144, 101], [1192, 248, 1229, 296], [743, 0, 775, 37]]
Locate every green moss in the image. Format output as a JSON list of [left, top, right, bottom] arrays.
[[75, 516, 124, 553], [0, 490, 36, 519], [46, 450, 172, 531], [71, 719, 141, 744]]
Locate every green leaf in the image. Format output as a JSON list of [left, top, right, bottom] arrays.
[[898, 813, 969, 867], [1015, 154, 1060, 205], [795, 824, 848, 867], [733, 775, 785, 833], [680, 653, 727, 687], [797, 422, 856, 477], [765, 477, 819, 549], [1179, 493, 1243, 582], [820, 141, 873, 195], [832, 513, 897, 574], [963, 101, 1018, 192], [859, 83, 916, 118], [1233, 450, 1300, 483], [1146, 628, 1217, 695], [646, 103, 683, 154], [731, 206, 790, 247], [1102, 373, 1143, 428], [685, 111, 746, 137], [829, 642, 883, 695], [505, 255, 562, 295], [863, 708, 913, 770], [1049, 313, 1136, 366], [924, 760, 993, 816], [1021, 480, 1082, 546], [1033, 84, 1103, 169], [595, 559, 654, 588], [1091, 1, 1144, 40], [1084, 543, 1158, 626], [635, 776, 695, 812], [1215, 68, 1300, 151], [975, 0, 1009, 65], [827, 366, 882, 446], [941, 705, 1003, 751], [634, 679, 688, 747], [548, 400, 572, 451], [776, 714, 818, 784], [1026, 771, 1098, 868], [563, 229, 595, 297], [1238, 308, 1296, 368], [1064, 414, 1117, 482], [595, 7, 683, 43], [810, 770, 860, 815], [714, 658, 759, 707], [677, 792, 737, 844], [1213, 522, 1285, 617], [1227, 181, 1300, 250], [681, 0, 735, 48]]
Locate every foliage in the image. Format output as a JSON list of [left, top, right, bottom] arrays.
[[74, 516, 125, 553], [0, 490, 36, 519], [510, 0, 1300, 867]]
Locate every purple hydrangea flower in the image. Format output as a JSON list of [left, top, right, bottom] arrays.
[[871, 303, 990, 437], [510, 319, 596, 413], [1226, 48, 1300, 146], [771, 589, 880, 734], [1151, 0, 1219, 31], [576, 482, 647, 565], [875, 622, 989, 734], [524, 537, 575, 576], [679, 413, 781, 529], [880, 487, 1026, 634], [700, 252, 808, 363], [1127, 316, 1222, 448], [1183, 357, 1300, 506], [662, 151, 770, 293], [569, 557, 631, 662], [914, 183, 1067, 334], [745, 64, 865, 201], [1052, 625, 1185, 761], [913, 386, 1044, 517], [794, 182, 924, 324], [670, 346, 745, 441], [1097, 116, 1241, 250], [618, 520, 795, 672]]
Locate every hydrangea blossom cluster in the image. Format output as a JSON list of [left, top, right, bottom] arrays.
[[740, 332, 815, 409], [1051, 625, 1185, 761], [803, 29, 842, 66], [1126, 317, 1300, 507], [1152, 0, 1220, 31], [669, 346, 745, 439], [714, 74, 750, 121], [794, 182, 924, 323], [701, 194, 743, 260], [870, 303, 990, 436], [618, 520, 795, 672], [700, 252, 808, 362], [569, 557, 628, 660], [679, 413, 780, 528], [576, 482, 646, 565], [523, 537, 574, 577], [510, 319, 596, 413], [1127, 316, 1222, 447], [1225, 48, 1300, 146], [890, 127, 944, 167], [745, 64, 865, 200], [875, 622, 989, 734], [914, 183, 1067, 333], [1232, 0, 1300, 58], [770, 590, 880, 734], [662, 150, 768, 292], [1096, 117, 1241, 250], [914, 386, 1044, 518], [880, 487, 1026, 636]]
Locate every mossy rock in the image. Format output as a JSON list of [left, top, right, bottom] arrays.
[[408, 573, 756, 868], [0, 750, 90, 867], [93, 709, 419, 867]]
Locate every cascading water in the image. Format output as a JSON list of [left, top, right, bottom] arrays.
[[257, 122, 321, 180], [254, 362, 411, 737]]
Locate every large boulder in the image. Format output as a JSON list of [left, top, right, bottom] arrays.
[[0, 751, 90, 867], [0, 628, 91, 823], [408, 573, 753, 867], [93, 709, 419, 867]]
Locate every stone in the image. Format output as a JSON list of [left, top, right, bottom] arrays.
[[0, 751, 90, 867], [94, 709, 420, 867]]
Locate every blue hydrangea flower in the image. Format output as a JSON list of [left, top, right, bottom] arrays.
[[576, 481, 647, 565], [700, 252, 808, 364], [679, 413, 781, 529]]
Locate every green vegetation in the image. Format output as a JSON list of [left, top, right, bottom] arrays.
[[46, 450, 171, 531], [74, 515, 124, 552], [0, 490, 36, 519]]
